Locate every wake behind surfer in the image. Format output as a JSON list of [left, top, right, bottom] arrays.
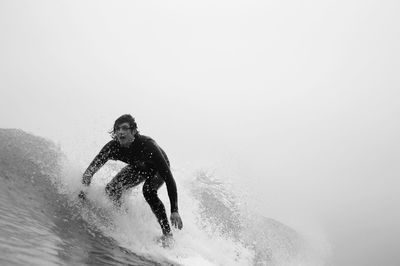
[[79, 114, 183, 238]]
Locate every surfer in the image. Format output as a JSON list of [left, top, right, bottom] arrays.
[[79, 114, 183, 238]]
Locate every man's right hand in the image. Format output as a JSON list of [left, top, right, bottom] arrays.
[[82, 174, 92, 186]]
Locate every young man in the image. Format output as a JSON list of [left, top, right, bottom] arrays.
[[80, 114, 183, 237]]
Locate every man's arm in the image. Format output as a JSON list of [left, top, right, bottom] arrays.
[[82, 141, 114, 186], [146, 141, 178, 209], [146, 140, 183, 229]]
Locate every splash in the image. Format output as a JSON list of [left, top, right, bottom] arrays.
[[0, 128, 329, 265], [61, 161, 327, 265]]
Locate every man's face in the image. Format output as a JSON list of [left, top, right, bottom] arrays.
[[115, 122, 135, 146]]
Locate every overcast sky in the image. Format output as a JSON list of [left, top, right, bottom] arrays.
[[1, 1, 399, 265]]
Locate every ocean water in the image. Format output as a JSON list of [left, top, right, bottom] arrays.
[[0, 129, 324, 265]]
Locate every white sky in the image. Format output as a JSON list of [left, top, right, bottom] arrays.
[[1, 1, 399, 265]]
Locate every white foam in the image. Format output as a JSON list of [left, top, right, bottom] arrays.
[[57, 159, 328, 265]]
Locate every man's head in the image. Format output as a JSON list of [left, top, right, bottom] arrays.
[[111, 114, 138, 146]]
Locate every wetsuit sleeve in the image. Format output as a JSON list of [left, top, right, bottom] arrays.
[[82, 141, 115, 183], [147, 140, 179, 213]]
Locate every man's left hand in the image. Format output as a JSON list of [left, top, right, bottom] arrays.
[[170, 212, 183, 230], [78, 190, 86, 200], [82, 173, 92, 186]]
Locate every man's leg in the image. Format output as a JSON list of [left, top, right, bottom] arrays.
[[105, 165, 146, 207], [142, 174, 171, 236]]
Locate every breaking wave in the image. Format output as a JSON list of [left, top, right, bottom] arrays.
[[0, 129, 327, 265]]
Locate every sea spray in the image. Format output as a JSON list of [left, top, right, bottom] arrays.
[[61, 159, 328, 265], [0, 129, 160, 266], [72, 162, 255, 265], [12, 127, 329, 265]]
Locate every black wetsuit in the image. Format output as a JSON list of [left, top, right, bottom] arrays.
[[83, 134, 178, 235]]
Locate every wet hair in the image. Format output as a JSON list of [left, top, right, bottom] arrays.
[[109, 114, 138, 139]]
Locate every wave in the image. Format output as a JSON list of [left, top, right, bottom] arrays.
[[0, 128, 325, 265], [0, 129, 169, 266], [190, 171, 311, 265]]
